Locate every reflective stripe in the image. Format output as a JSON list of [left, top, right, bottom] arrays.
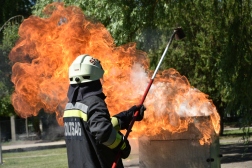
[[63, 110, 87, 121], [65, 102, 88, 114], [111, 117, 120, 131], [107, 132, 122, 149], [102, 128, 117, 146], [120, 142, 126, 150]]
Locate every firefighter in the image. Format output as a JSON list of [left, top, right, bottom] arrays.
[[63, 54, 146, 168]]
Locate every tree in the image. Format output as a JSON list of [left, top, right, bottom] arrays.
[[0, 0, 36, 117], [0, 0, 36, 39], [159, 0, 227, 134], [32, 0, 172, 54], [220, 0, 252, 129], [9, 0, 252, 136], [0, 21, 21, 116]]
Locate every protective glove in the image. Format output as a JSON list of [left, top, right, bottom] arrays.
[[112, 105, 146, 130], [113, 132, 131, 159], [127, 105, 146, 121]]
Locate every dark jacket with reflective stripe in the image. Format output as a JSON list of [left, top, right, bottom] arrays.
[[63, 94, 125, 168]]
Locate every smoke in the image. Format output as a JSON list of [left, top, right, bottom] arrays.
[[178, 89, 215, 117], [130, 64, 216, 117], [129, 64, 219, 133]]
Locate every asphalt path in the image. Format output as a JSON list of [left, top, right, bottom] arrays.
[[221, 143, 252, 168]]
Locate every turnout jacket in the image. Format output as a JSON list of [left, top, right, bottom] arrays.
[[63, 93, 130, 168]]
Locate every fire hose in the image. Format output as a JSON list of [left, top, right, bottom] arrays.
[[112, 27, 185, 168]]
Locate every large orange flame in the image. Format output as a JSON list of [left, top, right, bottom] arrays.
[[9, 2, 220, 144]]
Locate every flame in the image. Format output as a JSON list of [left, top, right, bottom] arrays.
[[9, 2, 220, 144]]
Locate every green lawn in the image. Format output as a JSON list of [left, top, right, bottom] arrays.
[[219, 128, 252, 142], [1, 147, 136, 168], [1, 148, 68, 168], [223, 128, 252, 135]]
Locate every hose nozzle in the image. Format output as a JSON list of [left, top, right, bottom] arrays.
[[174, 27, 185, 40]]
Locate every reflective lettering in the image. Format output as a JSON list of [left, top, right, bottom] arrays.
[[78, 122, 81, 136], [68, 122, 71, 136], [71, 122, 75, 136], [64, 122, 68, 136], [64, 121, 81, 137]]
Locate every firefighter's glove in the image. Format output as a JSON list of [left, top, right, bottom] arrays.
[[113, 105, 146, 130], [115, 134, 131, 159], [128, 105, 146, 121]]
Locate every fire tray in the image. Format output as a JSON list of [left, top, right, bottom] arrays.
[[138, 116, 221, 168]]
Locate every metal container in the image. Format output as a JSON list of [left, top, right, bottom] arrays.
[[139, 116, 221, 168]]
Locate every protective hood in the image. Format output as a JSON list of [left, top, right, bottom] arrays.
[[67, 80, 103, 102]]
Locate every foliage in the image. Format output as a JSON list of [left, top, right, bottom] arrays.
[[31, 0, 225, 99], [32, 0, 172, 55], [0, 22, 20, 116], [5, 0, 252, 134], [31, 1, 224, 106], [161, 0, 252, 136], [0, 0, 35, 117], [0, 94, 15, 116], [0, 0, 36, 40], [220, 0, 252, 126], [0, 0, 36, 24]]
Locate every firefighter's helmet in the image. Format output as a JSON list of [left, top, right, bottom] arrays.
[[69, 54, 104, 84]]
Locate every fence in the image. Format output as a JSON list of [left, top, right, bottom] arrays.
[[0, 116, 64, 142]]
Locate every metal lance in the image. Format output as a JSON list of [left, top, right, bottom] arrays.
[[112, 27, 185, 168]]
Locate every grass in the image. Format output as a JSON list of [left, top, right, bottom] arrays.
[[1, 148, 68, 168], [1, 140, 26, 146], [1, 147, 136, 168], [219, 128, 252, 144], [219, 136, 242, 140], [223, 128, 252, 135], [221, 127, 252, 139]]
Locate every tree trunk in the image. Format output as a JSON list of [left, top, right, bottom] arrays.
[[26, 118, 29, 138], [219, 111, 224, 136], [10, 115, 16, 141]]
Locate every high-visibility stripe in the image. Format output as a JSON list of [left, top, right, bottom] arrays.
[[120, 142, 126, 150], [64, 104, 123, 149], [111, 117, 120, 132], [63, 110, 87, 121], [107, 132, 122, 149], [102, 128, 117, 146], [65, 102, 88, 114]]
